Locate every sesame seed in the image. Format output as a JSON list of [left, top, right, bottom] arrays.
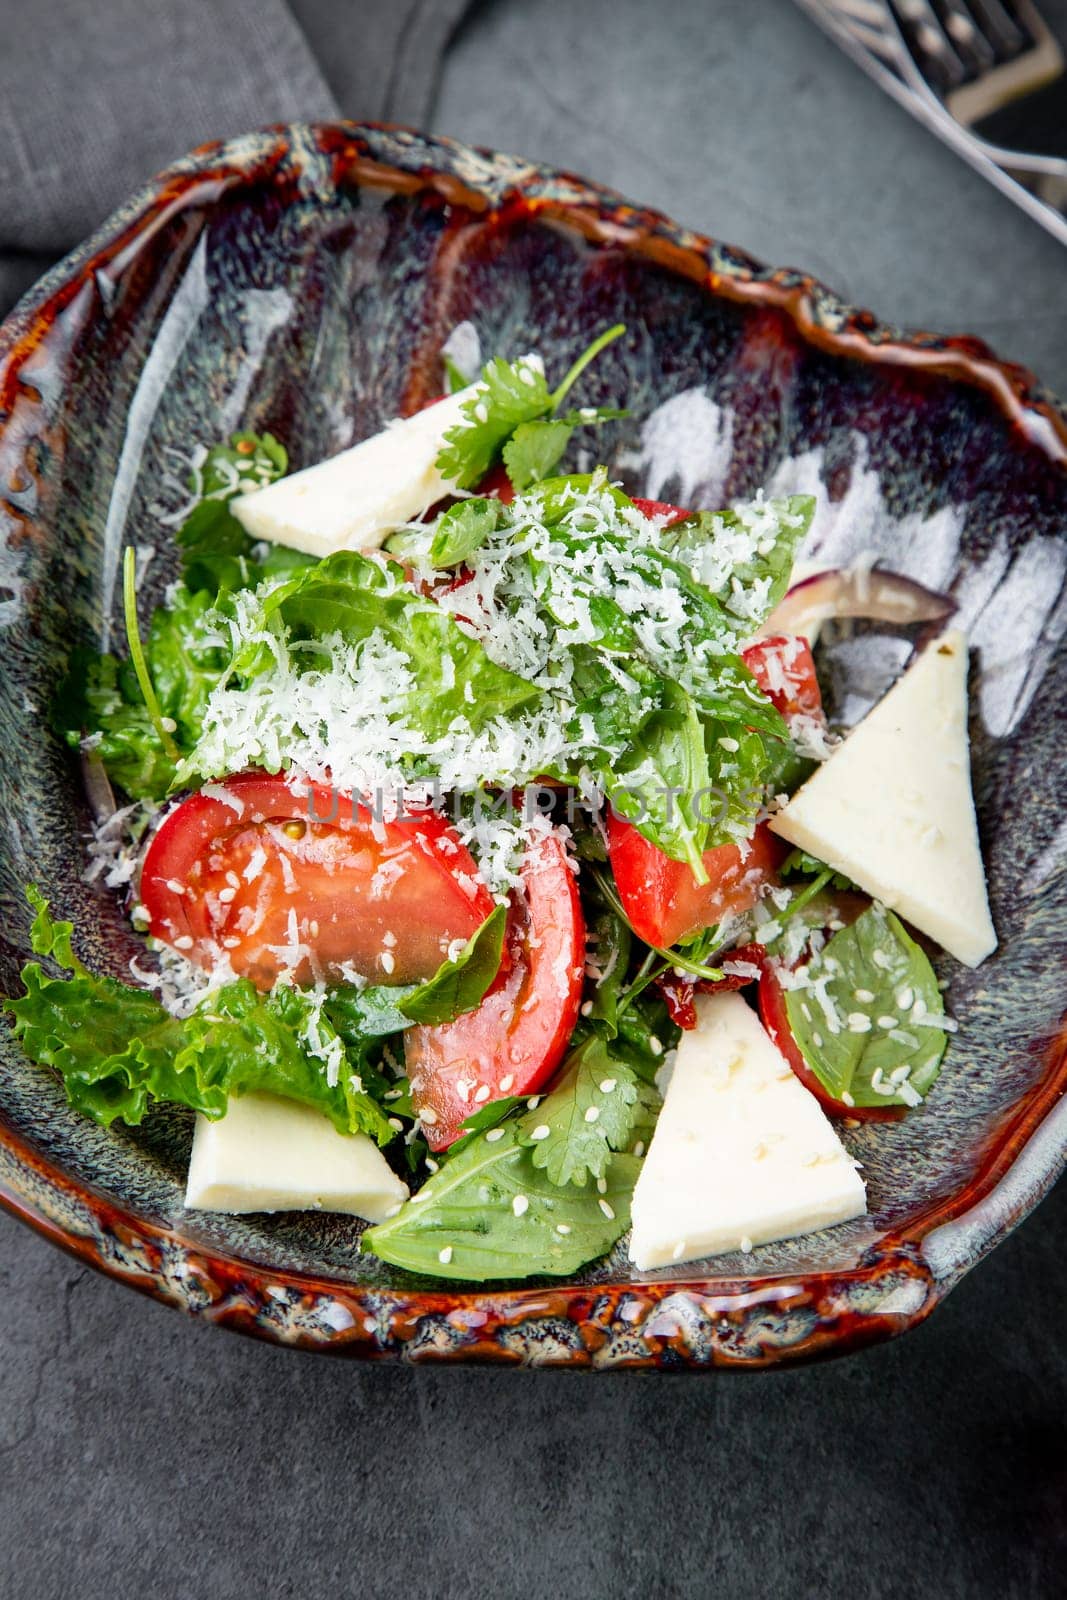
[[512, 1194, 529, 1217], [813, 1031, 823, 1047], [174, 935, 194, 950], [877, 1015, 897, 1029], [437, 1246, 453, 1265], [648, 1038, 663, 1057], [418, 1106, 438, 1125], [633, 1141, 645, 1158], [580, 1000, 593, 1016], [474, 1085, 491, 1102], [598, 1199, 615, 1220], [597, 1177, 608, 1194], [896, 987, 913, 1010], [599, 1078, 617, 1093], [584, 1106, 600, 1123], [425, 1157, 440, 1173], [672, 1241, 687, 1261], [380, 950, 395, 975], [529, 1124, 550, 1141], [556, 1223, 571, 1235], [500, 1075, 516, 1091], [853, 988, 875, 1003], [217, 886, 236, 903], [412, 1189, 433, 1203], [847, 1012, 872, 1033], [740, 1236, 753, 1253], [485, 1128, 505, 1143], [160, 716, 177, 733], [388, 1117, 404, 1132], [526, 1096, 541, 1110], [841, 1091, 855, 1107]]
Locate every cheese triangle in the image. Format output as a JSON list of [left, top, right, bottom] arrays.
[[770, 629, 996, 967], [184, 1093, 409, 1221], [629, 991, 865, 1271], [231, 387, 477, 559]]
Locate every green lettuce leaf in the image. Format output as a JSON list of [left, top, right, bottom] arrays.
[[784, 904, 948, 1110], [5, 890, 396, 1142], [239, 550, 539, 740]]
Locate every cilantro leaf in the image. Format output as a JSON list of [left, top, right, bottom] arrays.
[[436, 354, 551, 488], [521, 1035, 642, 1187], [503, 419, 573, 490], [784, 904, 948, 1110]]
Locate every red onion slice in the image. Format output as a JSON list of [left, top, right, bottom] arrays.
[[762, 565, 956, 644]]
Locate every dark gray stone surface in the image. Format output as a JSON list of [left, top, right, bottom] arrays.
[[1, 2, 1065, 1596]]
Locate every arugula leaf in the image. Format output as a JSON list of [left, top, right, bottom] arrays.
[[55, 584, 230, 802], [784, 904, 948, 1110], [397, 904, 507, 1025], [362, 1118, 639, 1280], [521, 1035, 641, 1187], [585, 905, 632, 1034], [5, 890, 396, 1142], [428, 497, 502, 568], [239, 549, 540, 739]]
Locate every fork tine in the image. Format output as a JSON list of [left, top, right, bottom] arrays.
[[939, 3, 998, 72], [968, 0, 1029, 57], [889, 0, 969, 86]]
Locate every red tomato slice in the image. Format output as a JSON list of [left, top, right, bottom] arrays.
[[405, 828, 585, 1150], [630, 497, 691, 525], [742, 635, 823, 721], [605, 815, 783, 950], [757, 955, 903, 1122], [139, 772, 494, 992], [476, 462, 516, 504]]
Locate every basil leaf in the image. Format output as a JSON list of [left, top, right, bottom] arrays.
[[428, 497, 502, 568], [398, 904, 507, 1025], [611, 682, 711, 876], [324, 984, 416, 1042], [444, 1093, 526, 1160], [521, 1035, 642, 1187], [362, 1119, 639, 1280], [784, 904, 948, 1110]]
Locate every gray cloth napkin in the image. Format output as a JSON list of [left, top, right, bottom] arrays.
[[0, 0, 470, 315]]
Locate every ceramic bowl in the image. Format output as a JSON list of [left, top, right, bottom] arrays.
[[0, 123, 1064, 1368]]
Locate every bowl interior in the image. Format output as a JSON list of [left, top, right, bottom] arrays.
[[0, 126, 1063, 1358]]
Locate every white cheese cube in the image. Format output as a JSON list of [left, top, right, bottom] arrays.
[[184, 1092, 408, 1222], [770, 628, 996, 967], [629, 991, 865, 1271], [231, 387, 478, 558]]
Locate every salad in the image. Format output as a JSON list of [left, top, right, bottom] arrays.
[[5, 323, 997, 1281]]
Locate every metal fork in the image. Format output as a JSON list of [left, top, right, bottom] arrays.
[[796, 0, 1067, 245]]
